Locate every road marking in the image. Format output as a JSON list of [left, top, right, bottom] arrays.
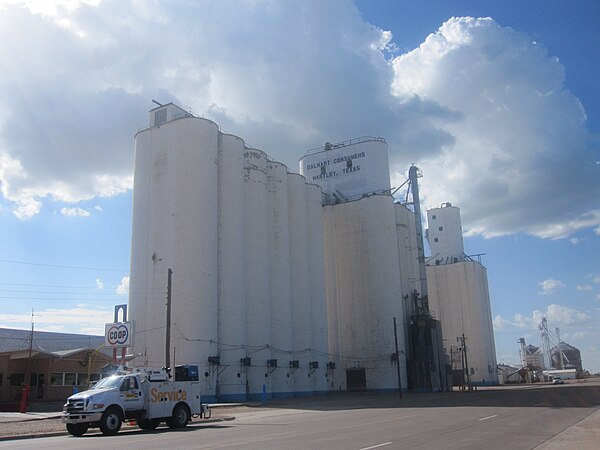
[[359, 443, 393, 450], [478, 415, 498, 421]]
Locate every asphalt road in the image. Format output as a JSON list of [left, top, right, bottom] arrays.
[[2, 382, 599, 449]]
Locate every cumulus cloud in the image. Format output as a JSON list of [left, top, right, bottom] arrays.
[[538, 278, 566, 295], [0, 305, 111, 335], [0, 5, 598, 240], [60, 206, 90, 217], [95, 278, 104, 290], [577, 284, 592, 292], [494, 303, 591, 331], [116, 276, 129, 296], [391, 17, 600, 239]]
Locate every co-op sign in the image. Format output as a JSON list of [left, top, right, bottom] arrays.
[[299, 138, 391, 199], [104, 322, 134, 348]]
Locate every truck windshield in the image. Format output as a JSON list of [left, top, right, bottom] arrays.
[[92, 375, 124, 390]]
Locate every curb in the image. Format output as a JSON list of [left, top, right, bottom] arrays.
[[0, 416, 233, 442]]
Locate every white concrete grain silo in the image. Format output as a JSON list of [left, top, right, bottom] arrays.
[[129, 104, 328, 401], [244, 148, 272, 400], [266, 162, 294, 398], [302, 138, 407, 393], [426, 204, 498, 385], [216, 133, 247, 401], [129, 104, 219, 398], [287, 173, 313, 396]]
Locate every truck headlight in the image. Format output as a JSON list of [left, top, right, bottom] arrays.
[[92, 403, 105, 410], [62, 404, 67, 412]]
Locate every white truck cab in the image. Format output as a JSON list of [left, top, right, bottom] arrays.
[[62, 367, 209, 436]]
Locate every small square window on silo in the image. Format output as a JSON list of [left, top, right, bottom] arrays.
[[155, 108, 167, 126], [434, 238, 438, 242], [432, 215, 437, 220], [438, 226, 443, 231]]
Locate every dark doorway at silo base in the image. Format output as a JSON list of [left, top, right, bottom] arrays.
[[346, 368, 367, 392]]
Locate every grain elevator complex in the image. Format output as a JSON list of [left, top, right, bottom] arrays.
[[128, 103, 498, 401]]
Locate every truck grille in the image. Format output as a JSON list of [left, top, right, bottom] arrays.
[[66, 399, 85, 413]]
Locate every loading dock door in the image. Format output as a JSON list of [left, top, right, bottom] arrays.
[[346, 368, 366, 392]]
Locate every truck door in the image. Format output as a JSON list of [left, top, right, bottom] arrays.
[[119, 376, 143, 411]]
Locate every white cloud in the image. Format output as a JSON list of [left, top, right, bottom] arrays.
[[570, 238, 580, 245], [538, 278, 565, 295], [95, 278, 104, 290], [391, 17, 600, 239], [494, 303, 591, 331], [0, 306, 111, 335], [116, 276, 129, 296], [60, 206, 90, 217], [0, 6, 597, 241], [577, 284, 592, 292]]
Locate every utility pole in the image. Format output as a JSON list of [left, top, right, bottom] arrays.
[[166, 268, 173, 374], [556, 327, 565, 369], [393, 317, 403, 399], [458, 334, 471, 391]]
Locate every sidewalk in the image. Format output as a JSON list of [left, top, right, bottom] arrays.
[[535, 408, 600, 449]]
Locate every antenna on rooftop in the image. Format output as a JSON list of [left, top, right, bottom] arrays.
[[152, 99, 164, 107]]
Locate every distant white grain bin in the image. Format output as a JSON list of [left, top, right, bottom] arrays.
[[129, 103, 327, 401], [426, 204, 498, 385]]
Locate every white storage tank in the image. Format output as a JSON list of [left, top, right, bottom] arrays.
[[427, 261, 498, 384], [299, 137, 390, 202], [217, 133, 247, 401], [130, 105, 219, 393], [287, 173, 312, 396], [323, 194, 406, 392], [244, 148, 272, 400], [267, 162, 294, 398], [426, 203, 465, 264]]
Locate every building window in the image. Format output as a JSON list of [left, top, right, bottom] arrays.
[[64, 373, 77, 386], [438, 226, 443, 231], [434, 238, 438, 243], [154, 108, 167, 126], [50, 373, 63, 386], [432, 215, 436, 220], [0, 373, 3, 386], [29, 373, 38, 386], [10, 373, 25, 386]]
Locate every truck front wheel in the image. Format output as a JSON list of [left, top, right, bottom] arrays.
[[99, 407, 123, 436], [66, 423, 89, 437], [166, 403, 190, 429]]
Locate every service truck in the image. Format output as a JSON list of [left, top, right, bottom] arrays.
[[62, 366, 210, 436]]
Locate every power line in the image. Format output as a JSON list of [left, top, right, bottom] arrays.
[[0, 258, 128, 272]]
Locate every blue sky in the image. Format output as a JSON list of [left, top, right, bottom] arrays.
[[0, 1, 599, 372]]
